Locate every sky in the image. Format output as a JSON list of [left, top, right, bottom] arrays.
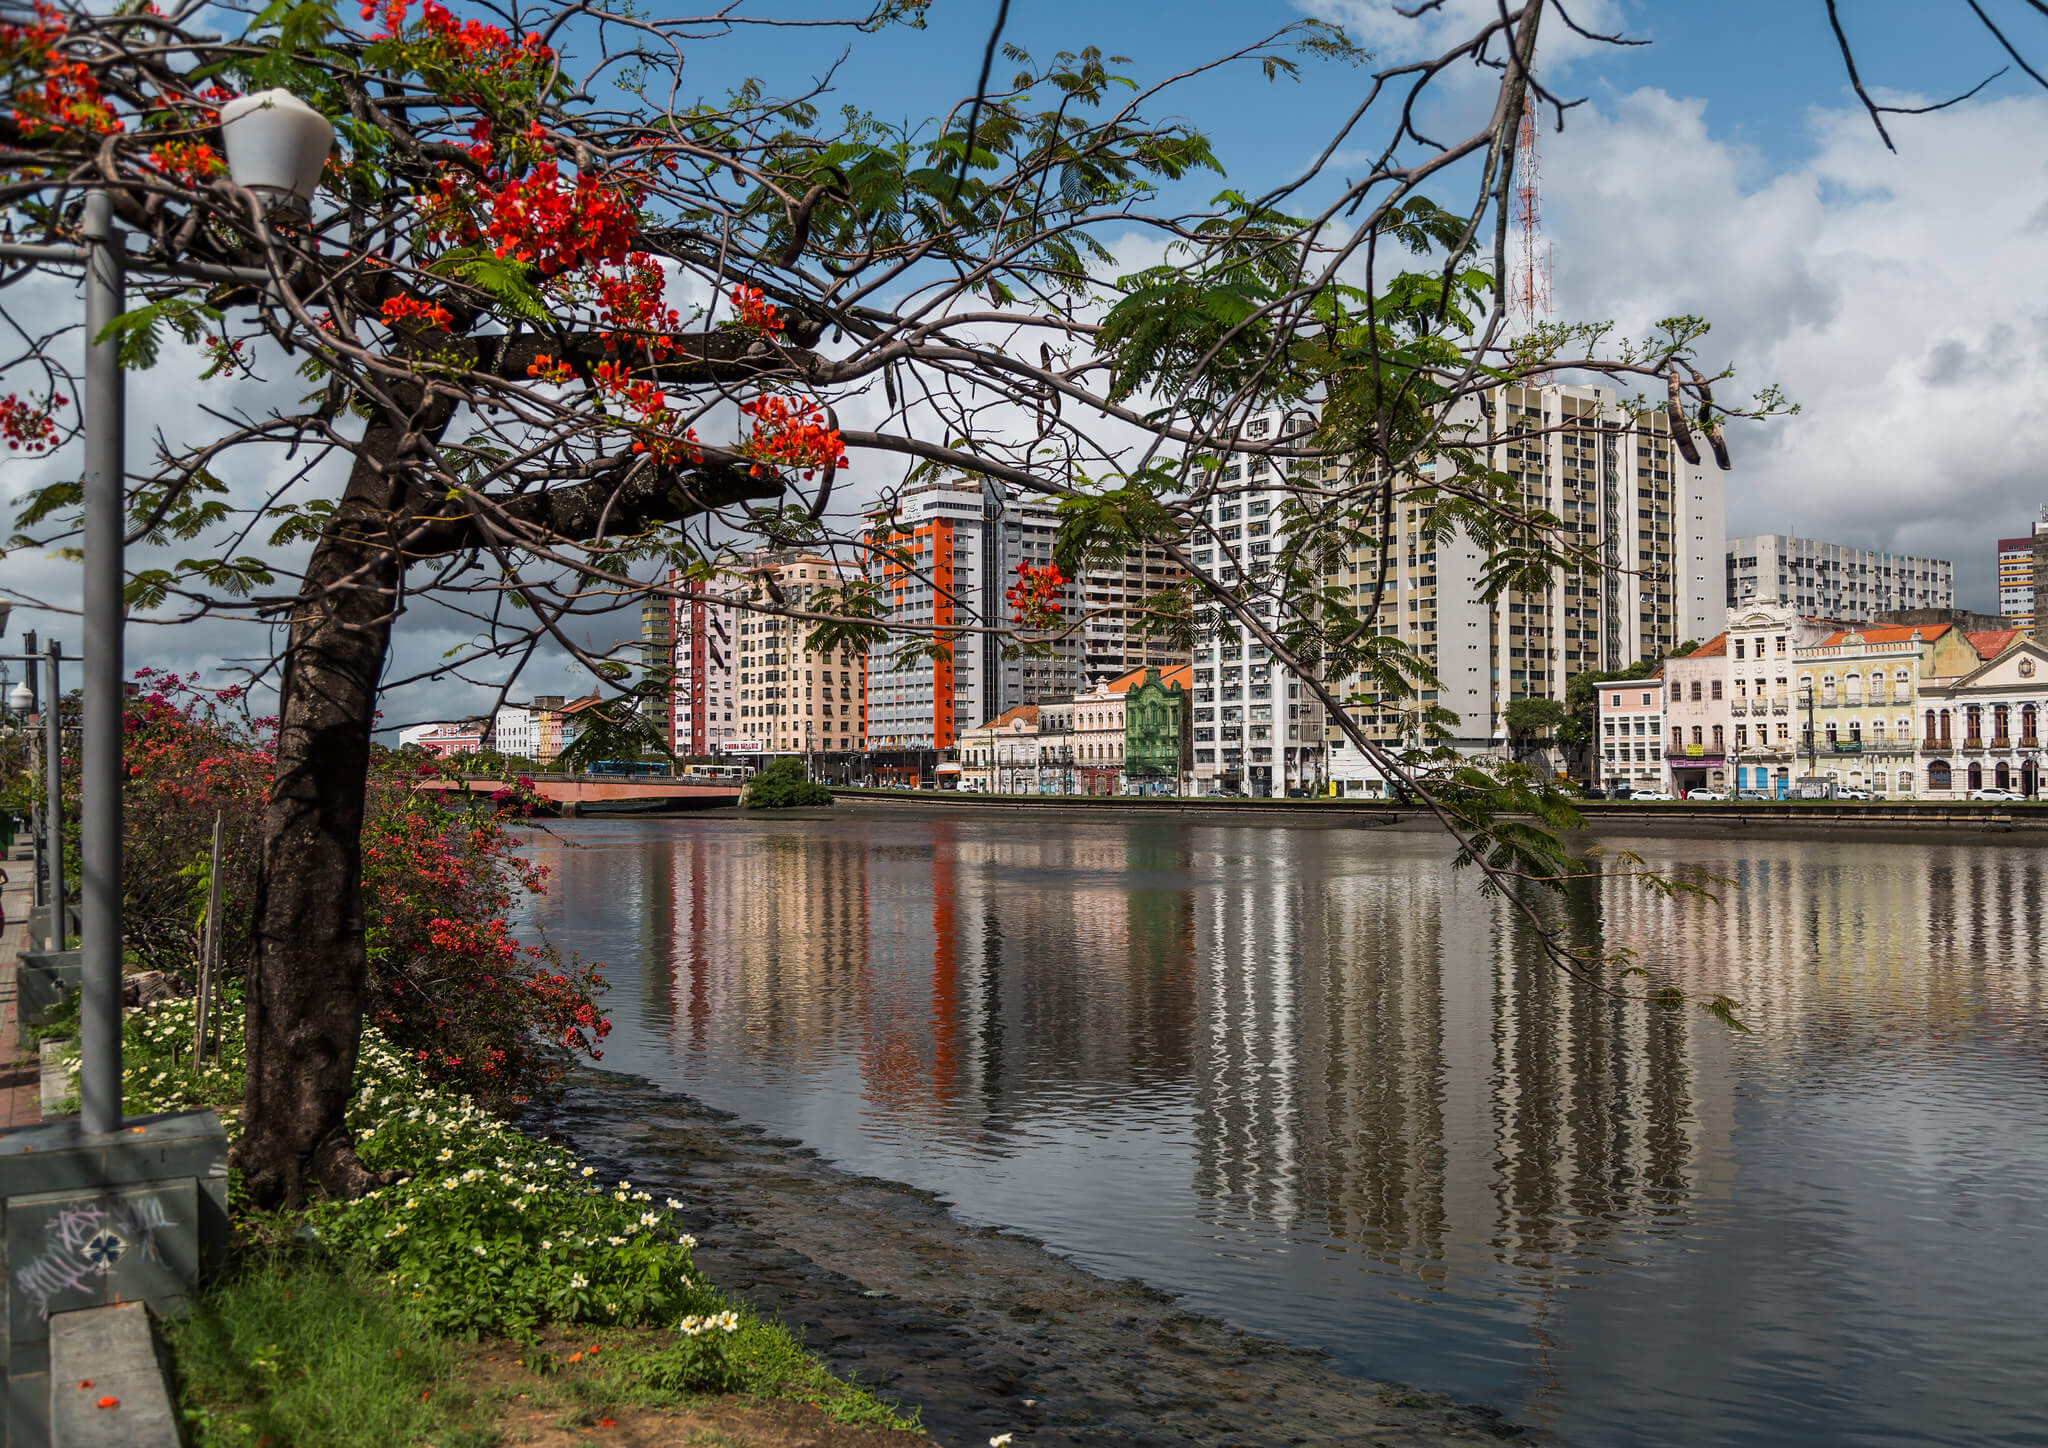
[[4, 0, 2047, 723]]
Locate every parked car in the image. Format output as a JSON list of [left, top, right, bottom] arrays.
[[1685, 788, 1730, 801], [1736, 788, 1773, 801], [1970, 787, 2024, 801], [1630, 789, 1676, 802], [1579, 785, 1608, 800], [1838, 787, 1870, 800]]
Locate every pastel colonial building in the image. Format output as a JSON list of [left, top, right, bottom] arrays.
[[1724, 602, 1840, 797], [958, 704, 1038, 794], [1122, 665, 1192, 796], [1594, 673, 1667, 795], [1794, 622, 1981, 798], [1918, 631, 2047, 799], [1661, 635, 1730, 795]]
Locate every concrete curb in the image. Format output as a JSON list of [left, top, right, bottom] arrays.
[[48, 1303, 179, 1447]]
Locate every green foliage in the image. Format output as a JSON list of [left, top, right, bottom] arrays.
[[1560, 658, 1659, 747], [741, 757, 832, 809], [129, 995, 917, 1434], [165, 1258, 482, 1448], [97, 297, 224, 370], [1503, 696, 1568, 740]]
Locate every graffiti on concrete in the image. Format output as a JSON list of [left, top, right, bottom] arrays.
[[13, 1194, 175, 1318]]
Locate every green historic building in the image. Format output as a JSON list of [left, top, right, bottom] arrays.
[[1123, 665, 1191, 794]]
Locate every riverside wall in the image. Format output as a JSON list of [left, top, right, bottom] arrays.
[[828, 788, 2048, 838]]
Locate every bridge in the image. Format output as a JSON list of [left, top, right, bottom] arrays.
[[414, 774, 742, 815]]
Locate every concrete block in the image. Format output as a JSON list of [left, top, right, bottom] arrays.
[[36, 1043, 72, 1117], [48, 1304, 179, 1448], [12, 953, 79, 1050], [4, 1180, 199, 1362], [6, 1369, 48, 1448]]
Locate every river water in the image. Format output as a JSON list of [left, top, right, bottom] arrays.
[[518, 808, 2048, 1448]]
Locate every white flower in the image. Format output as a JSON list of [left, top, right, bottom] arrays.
[[606, 1235, 626, 1247], [472, 1244, 487, 1257], [514, 1198, 528, 1213], [570, 1273, 589, 1290], [666, 1198, 684, 1211], [580, 1166, 595, 1178], [676, 1233, 698, 1250], [540, 1239, 553, 1252], [991, 1437, 1014, 1447], [638, 1212, 659, 1228], [618, 1180, 631, 1190]]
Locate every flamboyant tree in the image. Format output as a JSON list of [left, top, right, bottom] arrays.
[[2, 0, 2027, 1204]]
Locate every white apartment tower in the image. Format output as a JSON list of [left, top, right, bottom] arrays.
[[1187, 408, 1329, 797], [1726, 533, 1952, 619]]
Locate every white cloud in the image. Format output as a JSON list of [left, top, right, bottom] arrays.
[[1541, 86, 2048, 608]]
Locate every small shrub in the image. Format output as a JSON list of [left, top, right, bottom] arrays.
[[740, 758, 832, 809]]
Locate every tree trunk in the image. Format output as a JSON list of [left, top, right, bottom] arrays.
[[234, 407, 436, 1209]]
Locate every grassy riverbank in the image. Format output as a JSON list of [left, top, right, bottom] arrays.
[[118, 996, 923, 1446]]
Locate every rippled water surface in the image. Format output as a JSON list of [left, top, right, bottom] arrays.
[[518, 811, 2048, 1447]]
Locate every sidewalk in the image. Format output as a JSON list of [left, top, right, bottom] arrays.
[[1, 844, 41, 1129]]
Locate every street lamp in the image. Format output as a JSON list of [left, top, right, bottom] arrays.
[[0, 91, 332, 1135]]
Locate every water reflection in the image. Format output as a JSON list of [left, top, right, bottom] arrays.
[[523, 817, 2048, 1448]]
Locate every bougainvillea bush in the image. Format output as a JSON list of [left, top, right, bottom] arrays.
[[118, 673, 607, 1106]]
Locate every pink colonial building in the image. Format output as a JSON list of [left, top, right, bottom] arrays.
[[1595, 673, 1668, 795], [1662, 634, 1732, 796]]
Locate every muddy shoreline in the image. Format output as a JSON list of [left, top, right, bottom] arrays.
[[534, 1070, 1536, 1448]]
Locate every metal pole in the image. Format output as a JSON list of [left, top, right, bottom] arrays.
[[80, 191, 126, 1135], [42, 642, 64, 949]]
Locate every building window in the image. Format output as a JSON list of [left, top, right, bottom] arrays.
[[1690, 681, 1703, 702], [1711, 680, 1723, 701], [1928, 760, 1952, 790]]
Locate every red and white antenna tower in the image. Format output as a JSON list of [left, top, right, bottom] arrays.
[[1510, 90, 1553, 331]]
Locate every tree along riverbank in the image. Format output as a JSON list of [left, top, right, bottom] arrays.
[[537, 1069, 1539, 1448], [826, 789, 2048, 842]]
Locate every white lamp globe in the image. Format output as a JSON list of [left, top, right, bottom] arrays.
[[7, 681, 31, 713], [220, 89, 335, 206]]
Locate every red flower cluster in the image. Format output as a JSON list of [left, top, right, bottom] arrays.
[[367, 0, 551, 73], [483, 162, 640, 277], [737, 394, 847, 480], [201, 335, 249, 380], [146, 139, 223, 184], [0, 391, 65, 452], [381, 293, 455, 330], [3, 4, 119, 138], [1005, 559, 1068, 627], [730, 285, 784, 335]]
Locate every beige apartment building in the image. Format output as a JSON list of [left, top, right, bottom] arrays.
[[1328, 380, 1726, 787], [733, 551, 868, 757]]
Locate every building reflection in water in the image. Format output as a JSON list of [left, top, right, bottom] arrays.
[[525, 817, 2047, 1320]]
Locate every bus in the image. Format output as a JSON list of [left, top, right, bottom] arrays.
[[587, 759, 666, 777], [677, 763, 755, 784]]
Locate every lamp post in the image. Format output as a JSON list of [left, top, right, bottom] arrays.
[[0, 90, 333, 1136]]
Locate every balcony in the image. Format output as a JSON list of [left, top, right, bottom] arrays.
[[1923, 735, 1946, 750], [1829, 741, 1862, 756], [1771, 701, 1790, 715], [1729, 699, 1749, 716], [1963, 734, 1987, 751], [2023, 734, 2042, 750], [1992, 734, 2012, 750]]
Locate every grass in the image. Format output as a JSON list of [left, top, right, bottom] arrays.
[[118, 994, 922, 1444], [168, 1256, 493, 1448]]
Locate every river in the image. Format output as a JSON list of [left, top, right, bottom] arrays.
[[517, 807, 2048, 1448]]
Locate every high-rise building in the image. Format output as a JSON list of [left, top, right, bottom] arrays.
[[1726, 533, 1952, 619], [666, 573, 739, 756], [637, 597, 672, 736], [732, 551, 867, 756], [1325, 380, 1726, 778], [862, 478, 1077, 751], [1997, 534, 2034, 627], [1076, 544, 1187, 681], [1187, 407, 1330, 796]]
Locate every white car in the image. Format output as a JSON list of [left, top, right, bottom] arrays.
[[1837, 788, 1870, 801], [1970, 787, 2024, 802], [1685, 788, 1729, 802], [1630, 789, 1676, 802]]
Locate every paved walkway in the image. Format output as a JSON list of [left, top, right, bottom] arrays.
[[1, 844, 41, 1130]]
